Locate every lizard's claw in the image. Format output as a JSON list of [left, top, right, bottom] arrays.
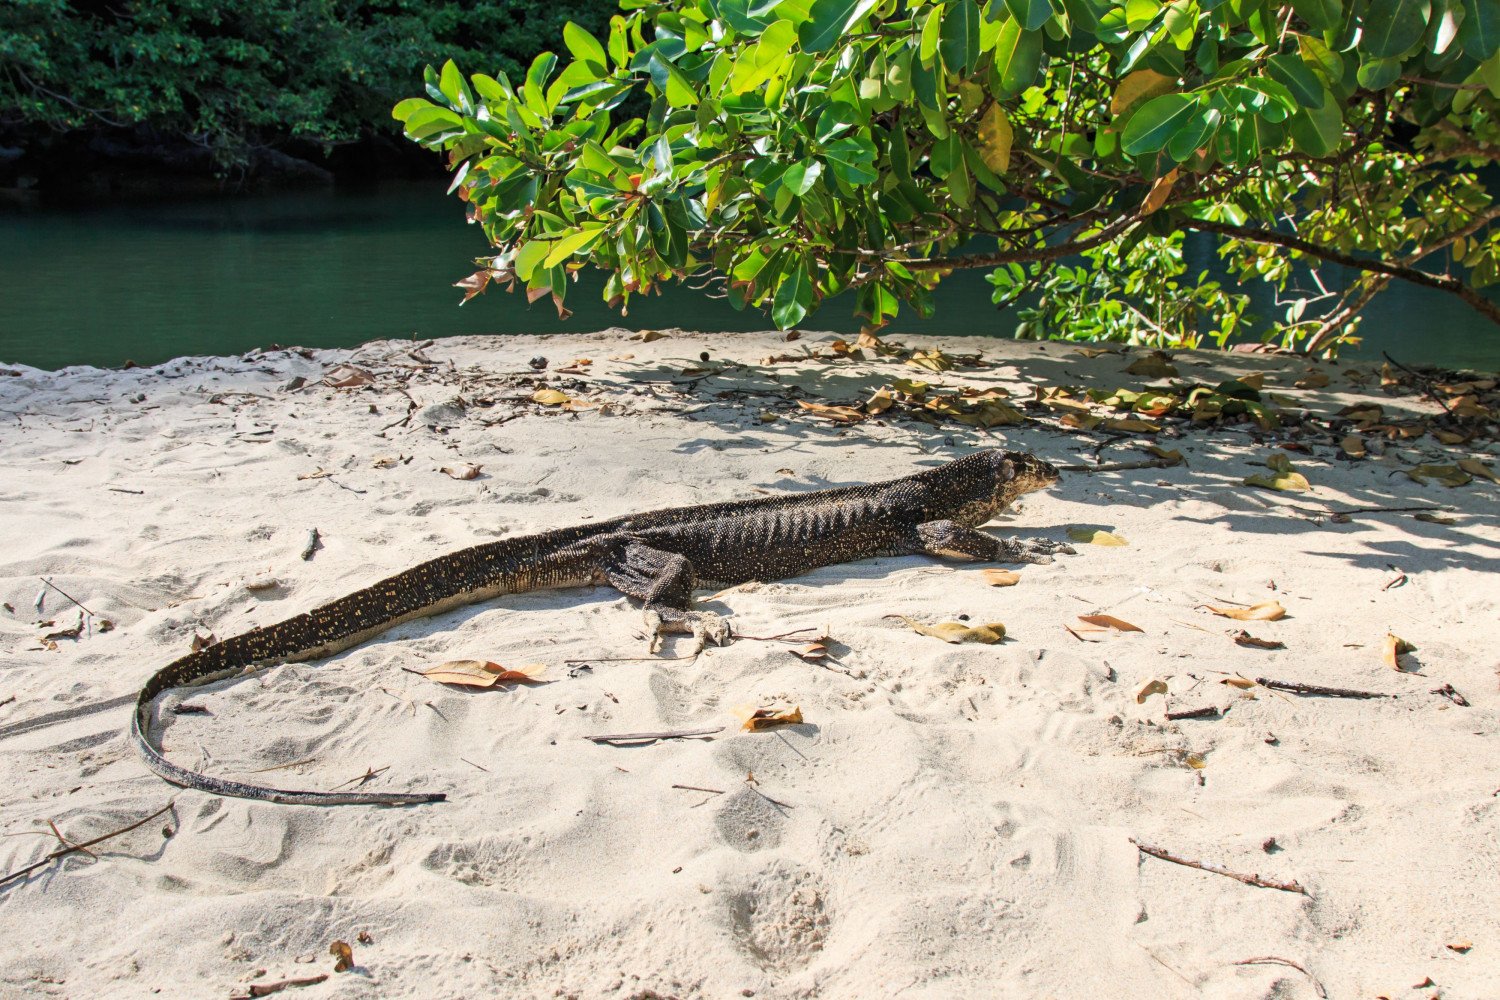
[[645, 608, 732, 654], [1003, 537, 1076, 564]]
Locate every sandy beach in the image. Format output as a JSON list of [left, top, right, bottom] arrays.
[[0, 329, 1496, 999]]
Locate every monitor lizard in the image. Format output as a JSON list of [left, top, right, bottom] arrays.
[[131, 449, 1067, 806]]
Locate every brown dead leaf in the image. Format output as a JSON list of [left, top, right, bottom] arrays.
[[1061, 413, 1103, 431], [1078, 614, 1144, 633], [1100, 417, 1161, 434], [1145, 445, 1185, 466], [1414, 512, 1458, 525], [1072, 346, 1121, 358], [1458, 458, 1499, 483], [898, 617, 1005, 644], [1141, 168, 1179, 215], [1125, 352, 1178, 378], [413, 660, 547, 688], [1294, 370, 1330, 389], [796, 399, 866, 423], [1232, 630, 1285, 650], [329, 941, 353, 973], [190, 631, 217, 652], [1340, 435, 1367, 459], [1447, 940, 1473, 954], [790, 643, 828, 662], [1432, 429, 1470, 445], [1136, 679, 1168, 703], [322, 365, 375, 389], [1202, 601, 1286, 622], [983, 569, 1021, 587], [1383, 633, 1417, 671], [1221, 677, 1256, 689], [740, 706, 804, 731], [439, 463, 482, 480]]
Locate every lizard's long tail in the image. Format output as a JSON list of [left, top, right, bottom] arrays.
[[132, 525, 609, 806]]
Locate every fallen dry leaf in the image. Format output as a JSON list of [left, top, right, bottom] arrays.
[[1078, 614, 1143, 633], [372, 455, 400, 469], [1136, 679, 1168, 703], [1406, 464, 1472, 487], [1414, 512, 1458, 525], [1072, 346, 1121, 358], [1232, 630, 1285, 650], [1145, 445, 1185, 465], [796, 399, 866, 423], [1383, 633, 1417, 671], [413, 660, 547, 688], [1203, 601, 1286, 622], [439, 463, 482, 480], [1221, 677, 1256, 689], [790, 643, 828, 662], [630, 330, 669, 342], [322, 365, 375, 389], [1244, 453, 1310, 492], [1100, 417, 1161, 434], [297, 468, 334, 481], [1125, 352, 1178, 378], [899, 617, 1005, 644], [740, 706, 804, 731], [1447, 940, 1473, 954], [1340, 435, 1367, 459], [1185, 752, 1207, 769], [531, 388, 570, 406], [1457, 458, 1499, 483], [983, 569, 1021, 587], [1294, 370, 1330, 389], [1067, 527, 1128, 546], [329, 941, 353, 973]]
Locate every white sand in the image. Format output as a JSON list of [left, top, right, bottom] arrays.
[[0, 330, 1496, 999]]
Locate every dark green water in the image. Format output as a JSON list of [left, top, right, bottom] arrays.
[[1, 183, 1496, 371]]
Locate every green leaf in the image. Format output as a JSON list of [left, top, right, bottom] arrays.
[[783, 158, 824, 195], [1004, 0, 1054, 34], [920, 4, 946, 65], [513, 239, 553, 282], [824, 135, 879, 184], [1291, 0, 1342, 31], [1296, 35, 1346, 87], [543, 225, 606, 268], [391, 98, 434, 122], [800, 0, 881, 52], [1287, 87, 1342, 156], [1355, 54, 1403, 89], [563, 22, 609, 72], [1120, 92, 1198, 155], [439, 60, 470, 110], [991, 15, 1044, 96], [1362, 0, 1431, 59], [1460, 0, 1500, 59], [1266, 54, 1326, 108], [772, 262, 814, 328], [940, 0, 982, 75], [1124, 0, 1162, 31]]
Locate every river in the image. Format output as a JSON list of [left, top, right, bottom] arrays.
[[1, 183, 1495, 372]]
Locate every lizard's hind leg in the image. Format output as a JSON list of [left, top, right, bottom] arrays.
[[605, 541, 732, 653]]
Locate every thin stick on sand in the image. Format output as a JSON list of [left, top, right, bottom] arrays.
[[1255, 677, 1392, 699], [1232, 957, 1328, 998], [0, 800, 176, 888], [1132, 839, 1308, 895], [1056, 457, 1179, 474], [585, 727, 724, 745]]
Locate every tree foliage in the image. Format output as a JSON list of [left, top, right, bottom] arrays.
[[397, 0, 1500, 352], [0, 0, 614, 173]]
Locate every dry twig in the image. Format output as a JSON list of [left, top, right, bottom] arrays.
[[1132, 838, 1307, 894], [1256, 677, 1392, 699], [0, 800, 175, 888], [1232, 956, 1327, 998], [585, 727, 724, 745]]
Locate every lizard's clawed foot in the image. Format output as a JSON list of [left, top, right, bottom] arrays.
[[1002, 537, 1077, 564], [644, 607, 732, 654]]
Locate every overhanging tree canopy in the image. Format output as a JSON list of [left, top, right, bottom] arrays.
[[396, 0, 1500, 352]]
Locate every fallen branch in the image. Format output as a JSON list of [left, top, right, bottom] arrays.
[[584, 727, 724, 745], [240, 973, 330, 998], [1165, 706, 1219, 721], [39, 577, 96, 617], [300, 528, 322, 561], [1132, 839, 1308, 895], [671, 784, 725, 795], [1232, 957, 1327, 998], [1256, 677, 1392, 699], [107, 487, 145, 495], [1057, 457, 1179, 474], [0, 800, 175, 888]]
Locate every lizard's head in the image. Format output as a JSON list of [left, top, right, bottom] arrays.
[[995, 451, 1061, 499], [944, 450, 1061, 526]]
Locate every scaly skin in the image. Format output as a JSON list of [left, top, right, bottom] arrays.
[[131, 449, 1065, 805]]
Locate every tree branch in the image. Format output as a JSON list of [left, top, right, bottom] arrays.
[[1183, 218, 1500, 328], [885, 215, 1142, 272]]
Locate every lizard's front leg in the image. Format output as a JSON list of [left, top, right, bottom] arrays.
[[916, 520, 1074, 565], [604, 541, 732, 653]]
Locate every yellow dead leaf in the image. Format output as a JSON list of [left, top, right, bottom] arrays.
[[1244, 471, 1310, 492], [1294, 370, 1330, 389], [1405, 464, 1472, 487], [1203, 601, 1286, 622], [1185, 752, 1207, 770], [413, 660, 547, 688], [1338, 403, 1383, 424], [1457, 458, 1499, 483], [532, 388, 570, 405], [796, 399, 866, 423], [906, 349, 953, 372], [1078, 614, 1144, 633], [739, 705, 804, 731], [1237, 372, 1266, 389], [899, 617, 1006, 644], [983, 569, 1021, 587], [1136, 679, 1168, 704], [1100, 417, 1161, 434], [1221, 677, 1256, 689], [954, 400, 1026, 427], [1061, 413, 1103, 431], [1141, 168, 1179, 215], [1111, 69, 1177, 116], [976, 104, 1013, 173], [439, 463, 483, 480], [866, 387, 895, 414], [1068, 527, 1128, 546], [1145, 446, 1185, 465], [329, 940, 354, 973], [630, 330, 668, 342], [1383, 633, 1417, 671]]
